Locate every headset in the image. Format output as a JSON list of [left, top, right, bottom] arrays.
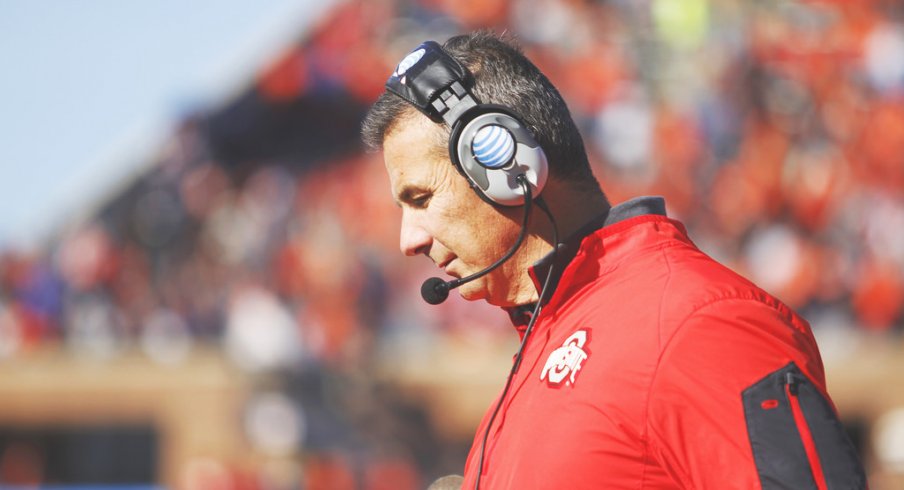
[[385, 40, 548, 206]]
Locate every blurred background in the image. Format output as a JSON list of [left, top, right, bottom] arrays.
[[1, 0, 903, 488]]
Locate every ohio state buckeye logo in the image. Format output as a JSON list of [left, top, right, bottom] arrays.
[[540, 329, 590, 387]]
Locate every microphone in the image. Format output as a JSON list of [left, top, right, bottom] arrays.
[[420, 177, 534, 305], [421, 276, 453, 305], [420, 273, 479, 305]]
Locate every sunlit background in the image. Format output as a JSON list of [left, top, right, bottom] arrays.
[[1, 0, 903, 489]]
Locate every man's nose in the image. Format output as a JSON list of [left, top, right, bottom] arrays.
[[400, 211, 431, 257]]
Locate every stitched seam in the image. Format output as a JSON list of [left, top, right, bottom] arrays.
[[653, 295, 781, 380], [639, 247, 673, 489], [641, 248, 697, 488]]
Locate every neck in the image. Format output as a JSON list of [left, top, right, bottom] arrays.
[[535, 180, 610, 248]]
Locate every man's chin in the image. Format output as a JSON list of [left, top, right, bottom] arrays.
[[457, 280, 525, 308], [456, 282, 488, 303]]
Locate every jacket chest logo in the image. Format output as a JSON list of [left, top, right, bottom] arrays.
[[540, 329, 590, 387]]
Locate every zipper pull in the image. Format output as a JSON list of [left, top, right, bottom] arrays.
[[785, 372, 799, 396]]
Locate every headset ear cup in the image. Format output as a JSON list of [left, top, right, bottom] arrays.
[[449, 106, 548, 206]]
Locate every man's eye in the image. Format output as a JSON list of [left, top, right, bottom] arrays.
[[411, 194, 431, 208]]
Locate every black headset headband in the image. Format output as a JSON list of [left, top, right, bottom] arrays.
[[385, 41, 479, 127]]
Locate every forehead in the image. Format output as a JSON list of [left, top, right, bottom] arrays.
[[383, 115, 449, 186]]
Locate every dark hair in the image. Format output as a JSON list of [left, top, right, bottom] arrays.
[[361, 31, 599, 188]]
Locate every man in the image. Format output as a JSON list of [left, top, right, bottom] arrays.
[[362, 31, 866, 489]]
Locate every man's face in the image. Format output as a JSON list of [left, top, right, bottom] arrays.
[[383, 115, 527, 305]]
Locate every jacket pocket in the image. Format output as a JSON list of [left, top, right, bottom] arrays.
[[741, 362, 867, 490]]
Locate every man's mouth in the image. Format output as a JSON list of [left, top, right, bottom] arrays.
[[437, 257, 459, 277]]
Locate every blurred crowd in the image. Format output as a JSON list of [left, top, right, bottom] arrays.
[[1, 0, 904, 488]]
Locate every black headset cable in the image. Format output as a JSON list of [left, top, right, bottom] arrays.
[[474, 180, 559, 490]]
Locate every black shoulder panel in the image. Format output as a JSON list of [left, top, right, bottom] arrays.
[[742, 362, 867, 490], [742, 363, 817, 489]]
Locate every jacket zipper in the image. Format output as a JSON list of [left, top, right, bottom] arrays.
[[785, 372, 828, 490]]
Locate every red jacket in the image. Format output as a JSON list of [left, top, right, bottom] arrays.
[[461, 197, 865, 489]]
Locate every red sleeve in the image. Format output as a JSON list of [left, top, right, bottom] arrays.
[[645, 297, 863, 489]]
